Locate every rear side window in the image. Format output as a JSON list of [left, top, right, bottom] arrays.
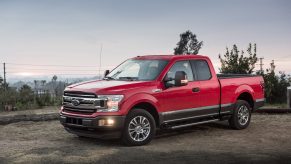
[[190, 60, 212, 81]]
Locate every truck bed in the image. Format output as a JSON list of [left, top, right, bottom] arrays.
[[218, 74, 264, 106]]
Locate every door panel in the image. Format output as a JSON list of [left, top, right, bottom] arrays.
[[198, 80, 220, 113], [190, 60, 220, 115], [157, 81, 201, 112], [154, 60, 201, 121]]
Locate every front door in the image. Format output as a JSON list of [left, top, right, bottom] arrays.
[[155, 60, 201, 122]]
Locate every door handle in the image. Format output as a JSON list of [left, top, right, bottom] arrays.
[[192, 87, 200, 92]]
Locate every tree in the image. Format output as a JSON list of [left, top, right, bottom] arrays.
[[0, 76, 3, 85], [258, 63, 290, 104], [19, 84, 34, 104], [277, 72, 290, 103], [51, 75, 58, 97], [0, 77, 18, 110], [174, 30, 203, 55], [52, 75, 58, 81], [219, 43, 257, 74], [262, 69, 278, 104], [41, 80, 46, 87]]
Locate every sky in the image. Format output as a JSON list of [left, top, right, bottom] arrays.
[[0, 0, 291, 81]]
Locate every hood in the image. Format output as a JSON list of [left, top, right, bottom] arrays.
[[66, 80, 154, 94]]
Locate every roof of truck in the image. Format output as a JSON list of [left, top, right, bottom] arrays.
[[132, 54, 209, 60]]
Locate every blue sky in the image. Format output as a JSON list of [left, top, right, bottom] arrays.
[[0, 0, 291, 80]]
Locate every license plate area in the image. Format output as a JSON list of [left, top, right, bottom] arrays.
[[66, 117, 83, 125]]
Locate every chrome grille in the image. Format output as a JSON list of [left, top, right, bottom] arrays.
[[62, 91, 106, 114], [64, 91, 96, 98]]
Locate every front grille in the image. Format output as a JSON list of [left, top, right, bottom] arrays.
[[63, 107, 96, 114], [64, 91, 96, 98], [62, 91, 106, 114]]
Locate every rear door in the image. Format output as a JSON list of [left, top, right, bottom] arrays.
[[190, 59, 220, 115]]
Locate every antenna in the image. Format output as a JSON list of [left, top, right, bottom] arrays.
[[99, 44, 103, 79]]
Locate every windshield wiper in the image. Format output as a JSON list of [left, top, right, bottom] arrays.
[[118, 77, 138, 81], [103, 70, 123, 80], [103, 76, 115, 80]]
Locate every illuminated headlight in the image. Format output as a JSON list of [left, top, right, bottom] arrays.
[[97, 95, 124, 112]]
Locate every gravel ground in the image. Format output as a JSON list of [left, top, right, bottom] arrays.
[[0, 113, 290, 164]]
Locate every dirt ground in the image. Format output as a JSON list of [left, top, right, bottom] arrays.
[[0, 106, 59, 117], [0, 113, 291, 164]]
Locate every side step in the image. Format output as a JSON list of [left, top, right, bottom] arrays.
[[169, 119, 220, 130]]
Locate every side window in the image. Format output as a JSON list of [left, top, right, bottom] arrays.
[[166, 61, 194, 85], [190, 60, 212, 81]]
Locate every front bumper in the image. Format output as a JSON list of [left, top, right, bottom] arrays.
[[60, 114, 126, 139]]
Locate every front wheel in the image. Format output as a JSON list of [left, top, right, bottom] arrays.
[[122, 109, 156, 146], [229, 100, 251, 130]]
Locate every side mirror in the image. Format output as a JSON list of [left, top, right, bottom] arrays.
[[164, 76, 174, 82], [104, 70, 110, 77], [175, 71, 188, 86]]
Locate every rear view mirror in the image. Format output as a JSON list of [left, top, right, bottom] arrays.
[[104, 70, 110, 77], [175, 71, 188, 86]]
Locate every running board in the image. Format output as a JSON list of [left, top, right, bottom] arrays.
[[169, 119, 220, 130]]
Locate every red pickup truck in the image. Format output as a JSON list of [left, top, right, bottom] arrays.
[[60, 55, 265, 146]]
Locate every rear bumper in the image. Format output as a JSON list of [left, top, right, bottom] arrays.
[[254, 98, 265, 111], [60, 114, 126, 139]]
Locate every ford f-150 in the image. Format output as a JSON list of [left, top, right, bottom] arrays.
[[60, 55, 265, 146]]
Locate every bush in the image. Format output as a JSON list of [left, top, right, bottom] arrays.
[[36, 93, 52, 107], [261, 71, 290, 104], [0, 76, 66, 111]]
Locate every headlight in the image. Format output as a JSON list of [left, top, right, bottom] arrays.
[[97, 95, 124, 112]]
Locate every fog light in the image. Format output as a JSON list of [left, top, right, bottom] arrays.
[[107, 119, 114, 125], [98, 119, 105, 126], [98, 119, 115, 126]]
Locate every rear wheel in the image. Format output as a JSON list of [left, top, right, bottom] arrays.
[[122, 109, 156, 146], [229, 100, 251, 130]]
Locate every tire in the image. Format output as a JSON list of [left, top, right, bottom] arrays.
[[122, 109, 156, 146], [229, 100, 251, 130]]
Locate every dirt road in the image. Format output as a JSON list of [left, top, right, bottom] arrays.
[[0, 114, 290, 164]]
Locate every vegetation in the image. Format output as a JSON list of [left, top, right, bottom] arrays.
[[219, 43, 258, 74], [0, 75, 66, 111], [258, 68, 290, 104], [219, 43, 291, 104], [174, 30, 203, 55]]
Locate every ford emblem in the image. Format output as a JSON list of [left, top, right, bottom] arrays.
[[71, 99, 80, 106]]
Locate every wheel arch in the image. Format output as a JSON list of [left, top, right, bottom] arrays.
[[236, 92, 254, 110], [234, 85, 255, 109], [129, 102, 160, 127], [122, 93, 161, 127]]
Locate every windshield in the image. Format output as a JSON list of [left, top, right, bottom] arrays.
[[105, 59, 168, 81]]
